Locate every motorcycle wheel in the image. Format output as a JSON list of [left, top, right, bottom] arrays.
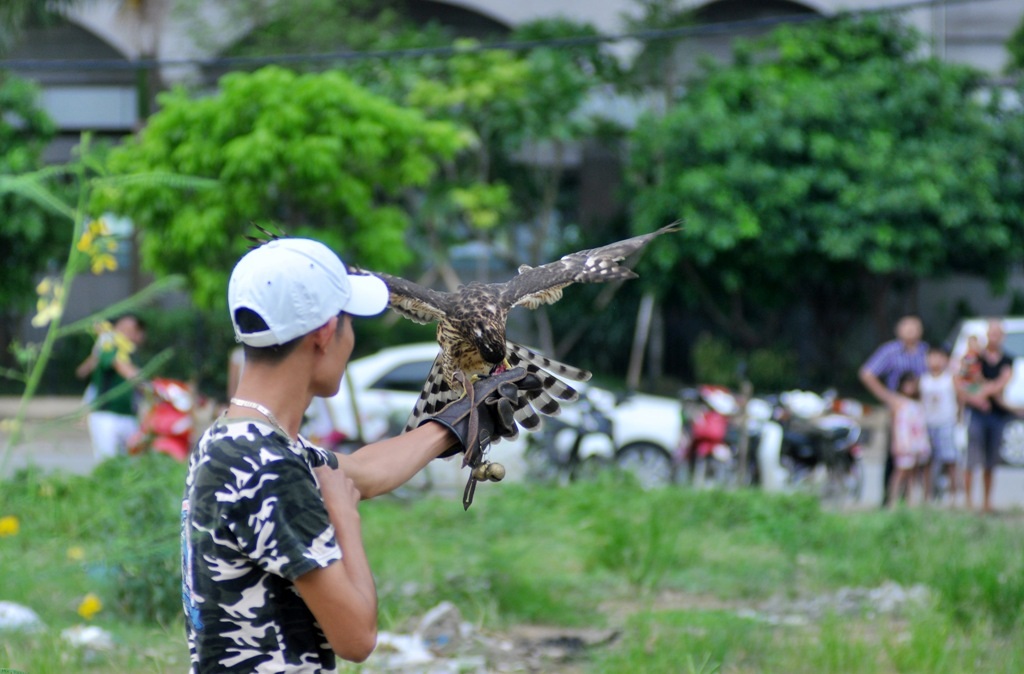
[[571, 455, 613, 482], [614, 442, 673, 489], [843, 460, 865, 503], [524, 442, 562, 484], [823, 459, 864, 505]]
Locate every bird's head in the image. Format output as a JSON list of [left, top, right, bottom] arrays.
[[451, 292, 508, 365], [470, 319, 507, 365]]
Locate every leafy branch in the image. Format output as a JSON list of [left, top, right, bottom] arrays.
[[0, 135, 211, 472]]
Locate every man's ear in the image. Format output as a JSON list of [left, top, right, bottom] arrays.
[[310, 316, 339, 352]]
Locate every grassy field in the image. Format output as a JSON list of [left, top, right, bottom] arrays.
[[1, 453, 1023, 673]]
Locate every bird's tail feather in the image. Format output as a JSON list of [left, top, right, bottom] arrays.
[[402, 344, 592, 443], [506, 342, 592, 383], [504, 340, 592, 431]]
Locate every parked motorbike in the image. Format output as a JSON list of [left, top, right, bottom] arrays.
[[678, 385, 777, 487], [677, 385, 742, 486], [523, 387, 617, 484], [128, 378, 210, 461], [614, 384, 784, 490], [773, 389, 865, 503]]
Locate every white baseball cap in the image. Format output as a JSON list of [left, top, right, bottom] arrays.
[[228, 238, 389, 347]]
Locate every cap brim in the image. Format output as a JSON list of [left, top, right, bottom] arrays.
[[344, 274, 390, 317]]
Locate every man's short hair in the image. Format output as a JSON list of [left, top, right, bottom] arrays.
[[234, 308, 302, 363]]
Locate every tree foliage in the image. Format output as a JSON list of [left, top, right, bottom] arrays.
[[98, 66, 469, 308], [182, 0, 454, 59], [0, 0, 80, 54], [629, 16, 1024, 353], [0, 76, 63, 325], [1008, 11, 1024, 73], [177, 6, 624, 357]]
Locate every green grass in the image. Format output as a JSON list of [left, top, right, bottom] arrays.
[[2, 460, 1024, 672]]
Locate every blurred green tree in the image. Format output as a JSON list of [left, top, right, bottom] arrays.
[[628, 16, 1024, 373], [0, 0, 80, 54], [96, 66, 469, 309], [179, 0, 455, 59], [180, 3, 622, 357], [619, 0, 697, 108], [1008, 11, 1024, 73], [376, 20, 622, 357], [0, 76, 63, 363]]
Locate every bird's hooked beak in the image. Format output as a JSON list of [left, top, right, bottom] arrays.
[[471, 320, 507, 366]]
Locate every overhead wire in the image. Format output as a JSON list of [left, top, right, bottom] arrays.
[[0, 0, 1013, 72]]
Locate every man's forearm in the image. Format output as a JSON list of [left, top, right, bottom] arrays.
[[338, 423, 457, 499], [331, 507, 376, 613], [859, 369, 889, 404]]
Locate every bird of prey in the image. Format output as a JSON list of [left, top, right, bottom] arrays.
[[348, 223, 680, 440]]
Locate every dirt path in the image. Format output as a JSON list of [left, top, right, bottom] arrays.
[[0, 396, 96, 478]]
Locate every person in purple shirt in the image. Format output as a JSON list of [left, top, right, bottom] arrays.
[[859, 315, 929, 506]]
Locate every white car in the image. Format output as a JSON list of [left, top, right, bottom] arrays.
[[305, 342, 683, 492], [949, 317, 1024, 465]]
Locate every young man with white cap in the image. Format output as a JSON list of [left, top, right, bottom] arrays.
[[181, 238, 533, 672]]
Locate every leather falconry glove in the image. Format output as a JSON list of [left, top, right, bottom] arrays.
[[420, 367, 542, 508]]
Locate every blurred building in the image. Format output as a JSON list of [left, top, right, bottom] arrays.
[[7, 0, 1024, 328], [12, 0, 1022, 160]]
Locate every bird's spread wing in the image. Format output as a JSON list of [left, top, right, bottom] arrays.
[[501, 223, 680, 310], [348, 266, 448, 324]]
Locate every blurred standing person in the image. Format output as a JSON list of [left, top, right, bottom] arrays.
[[957, 319, 1013, 514], [83, 314, 147, 460], [920, 346, 959, 505], [859, 315, 929, 507], [878, 373, 930, 508], [75, 322, 115, 405]]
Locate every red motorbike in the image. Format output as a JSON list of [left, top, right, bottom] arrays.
[[128, 378, 206, 461], [676, 385, 742, 486]]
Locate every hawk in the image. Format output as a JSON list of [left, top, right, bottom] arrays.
[[348, 223, 680, 439]]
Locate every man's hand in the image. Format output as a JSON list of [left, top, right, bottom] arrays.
[[420, 367, 542, 459], [314, 463, 362, 516]]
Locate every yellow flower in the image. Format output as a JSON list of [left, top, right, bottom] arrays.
[[77, 593, 103, 620], [87, 218, 110, 238], [67, 546, 86, 562], [32, 297, 63, 327], [31, 276, 65, 327], [0, 418, 21, 435], [90, 253, 118, 274], [77, 218, 119, 276], [31, 296, 63, 328], [0, 515, 20, 537], [76, 229, 95, 252], [111, 330, 136, 364]]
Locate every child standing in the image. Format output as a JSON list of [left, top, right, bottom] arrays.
[[883, 372, 932, 507], [920, 347, 960, 505], [959, 335, 984, 397]]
